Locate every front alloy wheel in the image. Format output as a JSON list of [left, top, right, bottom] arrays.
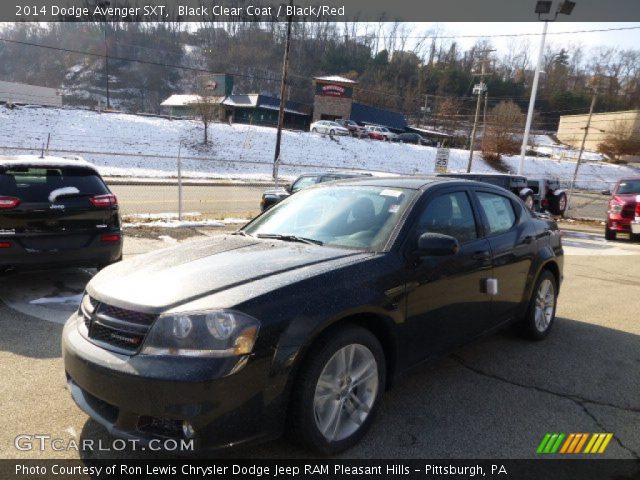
[[313, 344, 379, 442], [288, 325, 385, 454]]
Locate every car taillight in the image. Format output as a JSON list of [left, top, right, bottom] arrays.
[[636, 196, 640, 217], [0, 241, 12, 248], [0, 196, 20, 209], [100, 234, 121, 242], [90, 194, 117, 207]]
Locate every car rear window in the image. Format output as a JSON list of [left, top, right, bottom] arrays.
[[0, 166, 108, 203]]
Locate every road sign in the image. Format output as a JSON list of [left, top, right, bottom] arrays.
[[435, 147, 450, 173]]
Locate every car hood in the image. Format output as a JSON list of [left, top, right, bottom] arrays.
[[87, 235, 370, 313], [613, 193, 639, 204]]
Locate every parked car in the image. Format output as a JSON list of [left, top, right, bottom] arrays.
[[335, 119, 366, 138], [439, 173, 535, 210], [260, 172, 372, 211], [364, 126, 397, 142], [604, 177, 640, 241], [0, 156, 122, 272], [310, 120, 349, 136], [526, 177, 567, 215], [63, 176, 563, 454], [396, 133, 431, 146]]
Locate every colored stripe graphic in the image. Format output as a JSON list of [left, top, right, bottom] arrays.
[[538, 433, 613, 454]]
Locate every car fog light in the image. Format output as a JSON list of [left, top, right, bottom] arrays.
[[182, 421, 196, 439]]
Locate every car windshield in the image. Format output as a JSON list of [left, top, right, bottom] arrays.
[[617, 180, 640, 194], [290, 176, 320, 193], [243, 185, 417, 250]]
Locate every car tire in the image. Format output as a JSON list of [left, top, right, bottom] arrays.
[[329, 129, 335, 136], [518, 270, 558, 341], [312, 128, 317, 133], [631, 233, 640, 243], [521, 193, 534, 211], [548, 192, 567, 215], [605, 226, 616, 241], [288, 325, 386, 455]]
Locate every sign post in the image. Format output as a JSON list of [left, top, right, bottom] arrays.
[[435, 147, 450, 174]]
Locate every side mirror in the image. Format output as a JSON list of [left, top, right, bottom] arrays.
[[601, 189, 611, 195], [416, 233, 460, 256]]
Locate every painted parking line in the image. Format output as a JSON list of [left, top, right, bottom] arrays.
[[561, 230, 640, 256]]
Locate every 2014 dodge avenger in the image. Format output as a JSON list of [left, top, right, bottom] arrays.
[[62, 177, 563, 454]]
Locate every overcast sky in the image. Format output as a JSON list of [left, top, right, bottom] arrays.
[[394, 22, 640, 57]]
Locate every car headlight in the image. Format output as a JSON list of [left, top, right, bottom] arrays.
[[142, 310, 260, 357]]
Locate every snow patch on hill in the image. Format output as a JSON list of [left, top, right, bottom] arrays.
[[0, 106, 637, 190]]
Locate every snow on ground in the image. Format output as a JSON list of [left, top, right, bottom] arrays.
[[0, 106, 637, 190]]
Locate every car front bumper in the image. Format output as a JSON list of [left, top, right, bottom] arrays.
[[62, 314, 284, 451]]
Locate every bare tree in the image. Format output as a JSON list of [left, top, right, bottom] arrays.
[[598, 120, 640, 163], [193, 77, 222, 144], [482, 101, 525, 163]]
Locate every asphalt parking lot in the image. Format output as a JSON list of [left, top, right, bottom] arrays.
[[0, 228, 638, 460]]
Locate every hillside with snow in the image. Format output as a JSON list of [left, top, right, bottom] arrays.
[[0, 105, 637, 190]]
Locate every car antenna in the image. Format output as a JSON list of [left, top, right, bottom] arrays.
[[40, 142, 45, 159]]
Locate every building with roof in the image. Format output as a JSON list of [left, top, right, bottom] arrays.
[[160, 94, 226, 117], [222, 94, 311, 130], [557, 109, 640, 152], [312, 75, 357, 123], [0, 80, 62, 107], [350, 103, 407, 133]]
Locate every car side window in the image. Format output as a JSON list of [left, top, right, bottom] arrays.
[[291, 176, 320, 193], [415, 191, 478, 244], [476, 192, 517, 235]]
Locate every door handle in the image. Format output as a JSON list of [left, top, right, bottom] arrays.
[[472, 251, 491, 261]]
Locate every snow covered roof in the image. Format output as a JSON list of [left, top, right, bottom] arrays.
[[0, 155, 97, 171], [160, 94, 225, 106], [222, 94, 260, 107], [313, 75, 357, 85]]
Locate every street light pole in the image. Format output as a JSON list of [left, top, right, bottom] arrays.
[[518, 0, 576, 175], [518, 20, 548, 175], [467, 50, 492, 172]]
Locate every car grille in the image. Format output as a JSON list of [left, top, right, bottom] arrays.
[[82, 297, 157, 354]]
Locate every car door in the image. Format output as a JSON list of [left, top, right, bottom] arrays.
[[471, 188, 535, 324], [402, 188, 493, 364]]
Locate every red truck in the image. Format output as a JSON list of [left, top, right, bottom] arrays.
[[605, 177, 640, 241]]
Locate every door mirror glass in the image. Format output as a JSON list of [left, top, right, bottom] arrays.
[[416, 233, 459, 256]]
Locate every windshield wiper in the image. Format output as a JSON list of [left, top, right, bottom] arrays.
[[256, 233, 324, 246]]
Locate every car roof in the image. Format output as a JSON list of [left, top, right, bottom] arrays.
[[0, 155, 98, 172], [330, 175, 453, 190]]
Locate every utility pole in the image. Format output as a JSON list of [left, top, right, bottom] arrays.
[[467, 50, 493, 172], [566, 92, 597, 217], [98, 1, 111, 109], [273, 0, 293, 184], [482, 90, 489, 149]]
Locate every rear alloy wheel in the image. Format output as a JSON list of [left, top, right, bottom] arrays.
[[288, 326, 385, 454], [518, 270, 558, 340], [605, 226, 616, 241], [548, 192, 567, 215]]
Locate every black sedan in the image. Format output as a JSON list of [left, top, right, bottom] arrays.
[[63, 177, 563, 454]]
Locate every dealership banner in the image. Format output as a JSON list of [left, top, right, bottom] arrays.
[[2, 459, 640, 480], [2, 0, 640, 22]]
